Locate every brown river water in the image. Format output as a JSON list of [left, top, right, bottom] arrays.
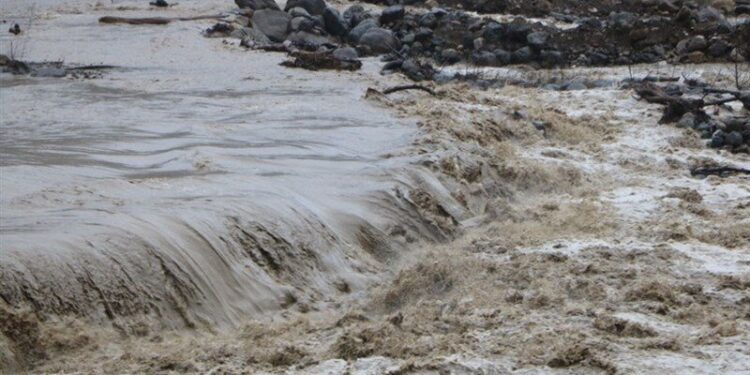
[[0, 0, 448, 329]]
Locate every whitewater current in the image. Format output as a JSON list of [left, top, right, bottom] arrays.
[[0, 0, 464, 330]]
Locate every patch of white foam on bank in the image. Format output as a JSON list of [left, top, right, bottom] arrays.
[[670, 242, 750, 276]]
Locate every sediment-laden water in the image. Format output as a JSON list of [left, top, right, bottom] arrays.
[[0, 0, 456, 333]]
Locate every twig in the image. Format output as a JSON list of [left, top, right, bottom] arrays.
[[381, 85, 436, 96], [691, 167, 750, 177]]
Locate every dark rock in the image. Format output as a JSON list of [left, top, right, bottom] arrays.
[[707, 39, 732, 57], [676, 35, 707, 55], [358, 27, 401, 54], [401, 58, 421, 79], [414, 27, 433, 43], [440, 48, 461, 64], [323, 7, 348, 36], [674, 6, 694, 23], [419, 12, 438, 28], [399, 58, 434, 81], [235, 0, 280, 10], [252, 9, 291, 42], [343, 4, 368, 27], [288, 7, 311, 18], [540, 49, 563, 66], [527, 31, 549, 48], [472, 51, 497, 66], [710, 130, 726, 148], [725, 131, 744, 147], [348, 18, 378, 44], [290, 17, 315, 32], [284, 0, 327, 16], [494, 49, 511, 65], [380, 5, 405, 25], [512, 46, 533, 64], [332, 47, 358, 61], [609, 11, 637, 29], [587, 51, 610, 65], [505, 22, 531, 43], [150, 0, 169, 7], [695, 6, 726, 25], [402, 33, 415, 44], [482, 22, 504, 43], [431, 7, 448, 17]]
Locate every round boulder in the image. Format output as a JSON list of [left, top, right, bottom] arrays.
[[358, 27, 401, 54], [252, 9, 291, 42], [380, 5, 405, 25], [348, 18, 378, 44], [235, 0, 280, 10], [284, 0, 327, 16]]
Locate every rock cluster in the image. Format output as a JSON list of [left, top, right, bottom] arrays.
[[213, 0, 748, 78]]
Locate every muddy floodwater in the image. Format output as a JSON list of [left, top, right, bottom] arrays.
[[0, 0, 426, 327]]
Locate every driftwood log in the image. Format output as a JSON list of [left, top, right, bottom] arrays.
[[280, 51, 362, 71], [99, 15, 224, 25], [635, 83, 747, 122]]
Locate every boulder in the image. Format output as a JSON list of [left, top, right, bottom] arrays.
[[288, 7, 311, 18], [676, 35, 707, 54], [323, 7, 348, 36], [290, 16, 315, 32], [609, 11, 637, 29], [358, 27, 401, 54], [380, 5, 405, 25], [472, 51, 497, 66], [252, 9, 291, 42], [527, 31, 549, 48], [440, 48, 461, 64], [725, 131, 744, 147], [707, 39, 732, 57], [348, 18, 378, 44], [284, 0, 327, 16], [419, 12, 437, 28], [505, 22, 531, 43], [512, 46, 533, 63], [540, 49, 563, 66], [333, 47, 358, 61], [494, 49, 511, 65], [343, 4, 368, 27], [483, 22, 504, 43], [235, 0, 280, 10]]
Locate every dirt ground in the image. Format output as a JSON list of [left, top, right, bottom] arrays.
[[7, 63, 747, 375]]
